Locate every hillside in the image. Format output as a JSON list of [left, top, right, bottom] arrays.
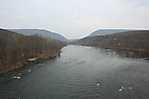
[[75, 30, 149, 58], [0, 29, 65, 73], [89, 29, 129, 37], [8, 29, 67, 42]]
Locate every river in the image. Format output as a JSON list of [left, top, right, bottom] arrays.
[[0, 45, 149, 99]]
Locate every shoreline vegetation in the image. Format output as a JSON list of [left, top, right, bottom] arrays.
[[1, 28, 149, 74], [72, 30, 149, 58], [0, 29, 66, 74]]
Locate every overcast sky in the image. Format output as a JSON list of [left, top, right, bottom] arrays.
[[0, 0, 149, 39]]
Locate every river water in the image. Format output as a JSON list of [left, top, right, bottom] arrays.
[[1, 45, 149, 99]]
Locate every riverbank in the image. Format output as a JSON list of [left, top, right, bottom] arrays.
[[0, 29, 66, 74], [73, 30, 149, 58], [79, 44, 149, 58], [0, 48, 62, 74]]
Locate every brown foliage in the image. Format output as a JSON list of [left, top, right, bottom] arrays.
[[0, 29, 64, 73]]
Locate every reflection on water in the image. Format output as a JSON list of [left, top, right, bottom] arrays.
[[100, 48, 149, 59], [0, 45, 149, 99]]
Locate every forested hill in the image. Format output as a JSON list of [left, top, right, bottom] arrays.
[[89, 29, 129, 37], [9, 29, 67, 42], [74, 30, 149, 57], [0, 29, 65, 73]]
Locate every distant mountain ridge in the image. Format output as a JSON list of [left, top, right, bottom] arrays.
[[89, 29, 130, 37], [8, 29, 67, 42]]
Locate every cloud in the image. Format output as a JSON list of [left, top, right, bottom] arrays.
[[0, 0, 148, 38]]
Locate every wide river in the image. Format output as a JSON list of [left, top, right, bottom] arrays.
[[1, 45, 149, 99]]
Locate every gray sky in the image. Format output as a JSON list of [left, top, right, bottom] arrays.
[[0, 0, 149, 39]]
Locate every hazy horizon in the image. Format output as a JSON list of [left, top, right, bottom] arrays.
[[0, 0, 149, 39]]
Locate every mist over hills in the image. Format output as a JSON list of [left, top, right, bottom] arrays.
[[8, 29, 67, 42]]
